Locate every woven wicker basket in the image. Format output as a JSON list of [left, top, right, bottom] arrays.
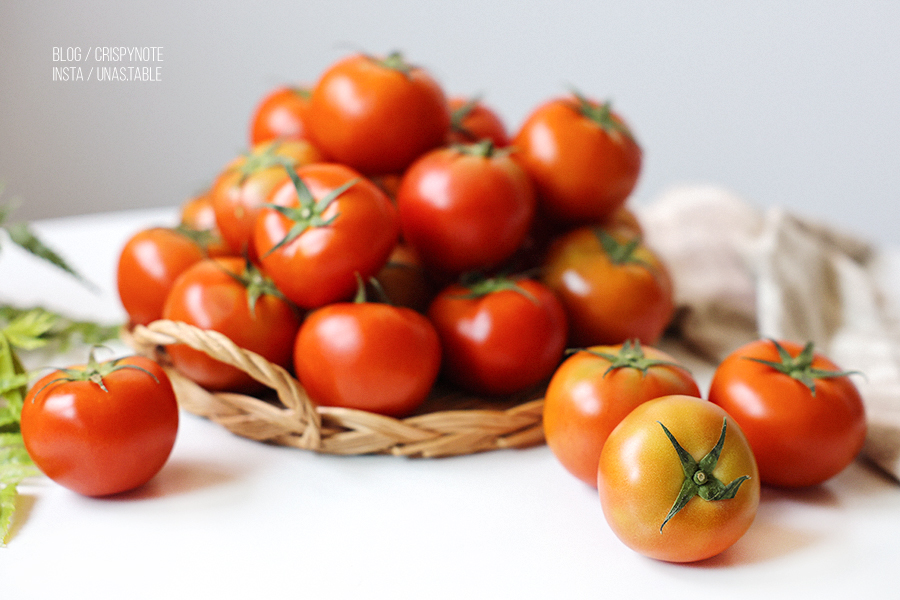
[[126, 319, 547, 457]]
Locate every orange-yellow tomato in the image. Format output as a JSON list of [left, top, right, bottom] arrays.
[[598, 395, 760, 563]]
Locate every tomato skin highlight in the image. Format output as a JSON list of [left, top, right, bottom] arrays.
[[708, 339, 867, 488], [427, 278, 568, 396], [294, 302, 442, 417], [397, 143, 536, 276], [253, 163, 400, 309], [21, 356, 179, 497], [543, 343, 701, 487], [598, 395, 760, 563], [307, 53, 451, 176], [513, 94, 641, 225], [162, 257, 301, 392]]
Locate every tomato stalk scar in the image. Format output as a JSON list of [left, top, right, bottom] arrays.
[[658, 418, 750, 532]]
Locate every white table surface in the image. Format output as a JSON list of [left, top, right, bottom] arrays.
[[2, 207, 899, 599]]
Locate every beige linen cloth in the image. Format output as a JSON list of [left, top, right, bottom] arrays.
[[637, 185, 900, 482]]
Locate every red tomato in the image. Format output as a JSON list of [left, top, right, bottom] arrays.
[[598, 395, 760, 563], [397, 141, 536, 276], [21, 353, 179, 497], [543, 341, 701, 487], [249, 85, 312, 146], [294, 300, 442, 417], [307, 52, 451, 175], [427, 276, 567, 396], [210, 139, 323, 261], [254, 163, 400, 309], [541, 226, 674, 347], [162, 257, 301, 392], [513, 93, 641, 225], [447, 96, 510, 147], [117, 226, 208, 327], [708, 339, 866, 488]]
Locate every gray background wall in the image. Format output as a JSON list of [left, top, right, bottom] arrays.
[[1, 1, 898, 246]]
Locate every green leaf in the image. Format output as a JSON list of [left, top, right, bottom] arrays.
[[5, 222, 96, 290], [1, 483, 18, 546]]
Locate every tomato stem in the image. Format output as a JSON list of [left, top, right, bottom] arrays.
[[262, 166, 357, 257], [33, 347, 159, 396], [569, 89, 636, 143], [453, 273, 539, 304], [658, 418, 751, 532], [742, 339, 862, 396], [572, 339, 691, 378]]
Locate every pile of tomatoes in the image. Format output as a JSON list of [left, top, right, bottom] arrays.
[[115, 50, 673, 417], [21, 51, 869, 565]]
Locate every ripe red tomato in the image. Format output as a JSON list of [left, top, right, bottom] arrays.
[[513, 93, 641, 225], [397, 141, 536, 276], [708, 339, 866, 488], [294, 299, 442, 417], [210, 139, 323, 261], [598, 395, 760, 563], [254, 163, 400, 309], [249, 85, 312, 146], [162, 257, 301, 392], [427, 276, 567, 396], [307, 52, 451, 175], [21, 353, 179, 497], [117, 226, 209, 327], [447, 96, 509, 147], [543, 341, 701, 487], [541, 226, 674, 347]]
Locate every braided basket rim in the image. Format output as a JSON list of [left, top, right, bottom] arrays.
[[125, 319, 547, 458]]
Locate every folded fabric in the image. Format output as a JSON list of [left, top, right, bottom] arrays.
[[638, 185, 900, 482]]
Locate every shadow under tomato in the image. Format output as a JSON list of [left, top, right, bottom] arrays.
[[108, 458, 241, 501]]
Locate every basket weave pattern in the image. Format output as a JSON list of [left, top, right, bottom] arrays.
[[127, 320, 546, 457]]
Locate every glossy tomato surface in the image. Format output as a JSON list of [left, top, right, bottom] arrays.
[[162, 257, 301, 391], [249, 85, 312, 146], [513, 94, 641, 225], [543, 342, 701, 487], [427, 277, 567, 396], [294, 301, 442, 417], [117, 226, 207, 327], [598, 395, 760, 563], [541, 226, 674, 347], [708, 339, 866, 488], [21, 355, 179, 497], [254, 163, 400, 309], [307, 52, 450, 175], [397, 142, 535, 276], [210, 139, 323, 261]]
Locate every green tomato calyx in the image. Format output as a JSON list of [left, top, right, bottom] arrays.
[[454, 273, 539, 304], [743, 339, 861, 396], [36, 347, 158, 395], [575, 339, 689, 378], [237, 141, 296, 182], [592, 228, 653, 269], [658, 418, 750, 533], [570, 90, 635, 143], [263, 166, 357, 256], [218, 258, 288, 316]]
